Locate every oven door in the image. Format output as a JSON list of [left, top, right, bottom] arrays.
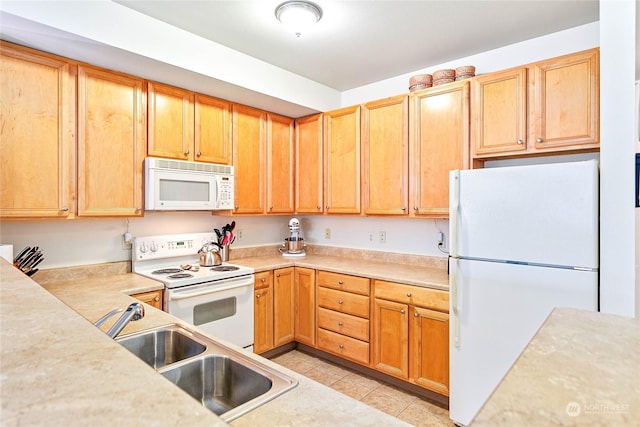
[[165, 275, 254, 351]]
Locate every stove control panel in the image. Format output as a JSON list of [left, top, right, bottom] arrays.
[[133, 233, 215, 260]]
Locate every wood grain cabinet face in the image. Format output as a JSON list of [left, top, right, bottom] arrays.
[[362, 95, 409, 215], [409, 80, 470, 218], [253, 271, 274, 354], [0, 42, 75, 218], [323, 106, 361, 214], [294, 267, 316, 346], [194, 95, 232, 164], [295, 114, 324, 214], [77, 65, 146, 216], [410, 307, 449, 396], [273, 267, 295, 347], [232, 104, 267, 214], [147, 82, 194, 160], [131, 289, 163, 310], [267, 113, 295, 214]]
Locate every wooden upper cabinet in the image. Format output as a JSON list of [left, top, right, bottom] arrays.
[[324, 105, 361, 214], [295, 114, 324, 214], [147, 82, 194, 160], [472, 67, 528, 156], [267, 113, 295, 214], [532, 48, 599, 150], [410, 80, 470, 218], [0, 42, 75, 218], [362, 95, 409, 215], [77, 65, 146, 216], [194, 94, 232, 164], [232, 104, 266, 214]]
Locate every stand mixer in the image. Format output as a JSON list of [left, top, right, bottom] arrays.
[[279, 218, 306, 257]]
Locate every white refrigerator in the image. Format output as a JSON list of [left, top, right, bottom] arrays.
[[448, 160, 599, 426]]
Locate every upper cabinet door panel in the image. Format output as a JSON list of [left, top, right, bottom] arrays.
[[194, 94, 232, 164], [0, 43, 75, 218], [267, 113, 295, 214], [77, 65, 146, 216], [232, 104, 266, 214], [147, 81, 194, 160], [295, 114, 324, 214]]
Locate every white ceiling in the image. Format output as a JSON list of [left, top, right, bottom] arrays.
[[113, 0, 600, 91]]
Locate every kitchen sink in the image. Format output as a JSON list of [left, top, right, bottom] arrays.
[[116, 325, 206, 369], [115, 324, 297, 422]]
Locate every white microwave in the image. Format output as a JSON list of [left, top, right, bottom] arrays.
[[144, 157, 234, 211]]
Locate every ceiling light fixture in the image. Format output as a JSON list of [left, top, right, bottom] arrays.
[[275, 1, 323, 38]]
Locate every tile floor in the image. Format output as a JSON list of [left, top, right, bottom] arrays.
[[271, 350, 455, 427]]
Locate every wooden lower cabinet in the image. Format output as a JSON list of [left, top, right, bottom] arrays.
[[371, 280, 450, 396], [273, 267, 295, 347], [253, 271, 274, 354], [294, 267, 316, 346], [131, 289, 163, 310], [254, 268, 296, 354]]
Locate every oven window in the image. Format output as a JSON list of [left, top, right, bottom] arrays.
[[160, 178, 210, 202], [193, 297, 236, 325]]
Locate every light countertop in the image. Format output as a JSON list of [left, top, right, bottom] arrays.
[[471, 307, 640, 426], [1, 257, 420, 426]]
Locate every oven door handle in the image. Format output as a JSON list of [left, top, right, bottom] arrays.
[[169, 279, 252, 301]]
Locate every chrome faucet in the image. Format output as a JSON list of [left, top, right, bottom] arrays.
[[94, 302, 145, 338]]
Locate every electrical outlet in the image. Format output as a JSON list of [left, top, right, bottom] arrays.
[[121, 234, 132, 251], [325, 228, 331, 239], [368, 232, 375, 244], [378, 231, 386, 244], [236, 229, 243, 240]]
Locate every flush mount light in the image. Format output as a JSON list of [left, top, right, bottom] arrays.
[[275, 1, 323, 37]]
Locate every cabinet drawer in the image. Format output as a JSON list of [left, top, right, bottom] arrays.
[[318, 287, 369, 318], [254, 271, 272, 290], [317, 328, 369, 365], [374, 280, 449, 312], [318, 307, 369, 342], [317, 271, 370, 296]]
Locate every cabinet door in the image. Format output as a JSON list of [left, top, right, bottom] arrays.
[[232, 104, 266, 214], [410, 80, 469, 217], [0, 42, 75, 218], [472, 67, 528, 156], [267, 113, 295, 214], [372, 298, 409, 379], [324, 105, 361, 214], [295, 114, 323, 213], [77, 65, 146, 216], [194, 94, 231, 164], [273, 267, 295, 346], [294, 267, 316, 346], [147, 82, 194, 160], [410, 307, 449, 396], [532, 48, 599, 150], [131, 289, 163, 310], [254, 271, 273, 354], [362, 95, 409, 215]]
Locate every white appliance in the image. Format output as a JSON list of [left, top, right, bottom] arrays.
[[448, 160, 599, 426], [133, 232, 255, 351], [145, 157, 234, 211]]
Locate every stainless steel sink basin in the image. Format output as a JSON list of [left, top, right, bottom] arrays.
[[116, 324, 206, 369], [115, 324, 297, 422]]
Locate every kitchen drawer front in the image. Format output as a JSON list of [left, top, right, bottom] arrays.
[[317, 328, 369, 365], [374, 280, 449, 312], [318, 307, 369, 342], [318, 287, 369, 318], [317, 271, 370, 296], [254, 271, 273, 290]]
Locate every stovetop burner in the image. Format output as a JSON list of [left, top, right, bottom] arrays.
[[152, 268, 183, 275], [210, 265, 240, 272], [168, 273, 193, 279]]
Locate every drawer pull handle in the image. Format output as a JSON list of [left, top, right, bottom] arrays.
[[338, 344, 344, 349], [338, 321, 344, 326], [338, 300, 343, 304], [406, 292, 412, 297]]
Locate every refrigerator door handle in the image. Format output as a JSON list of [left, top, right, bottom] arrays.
[[450, 256, 461, 348], [450, 170, 460, 258]]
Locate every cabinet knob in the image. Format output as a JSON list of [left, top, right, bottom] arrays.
[[414, 312, 419, 317], [317, 206, 321, 210], [338, 300, 343, 305], [269, 206, 273, 210], [183, 149, 190, 155], [154, 297, 159, 302], [325, 205, 330, 210], [61, 206, 69, 212], [338, 344, 344, 349], [338, 321, 343, 326], [135, 207, 142, 211], [256, 294, 261, 299], [338, 280, 343, 285], [406, 292, 412, 297], [196, 151, 201, 157], [276, 273, 280, 277], [261, 278, 266, 283], [401, 309, 406, 314], [517, 139, 523, 145], [536, 137, 543, 143], [235, 206, 239, 210], [413, 206, 418, 211], [402, 207, 406, 211]]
